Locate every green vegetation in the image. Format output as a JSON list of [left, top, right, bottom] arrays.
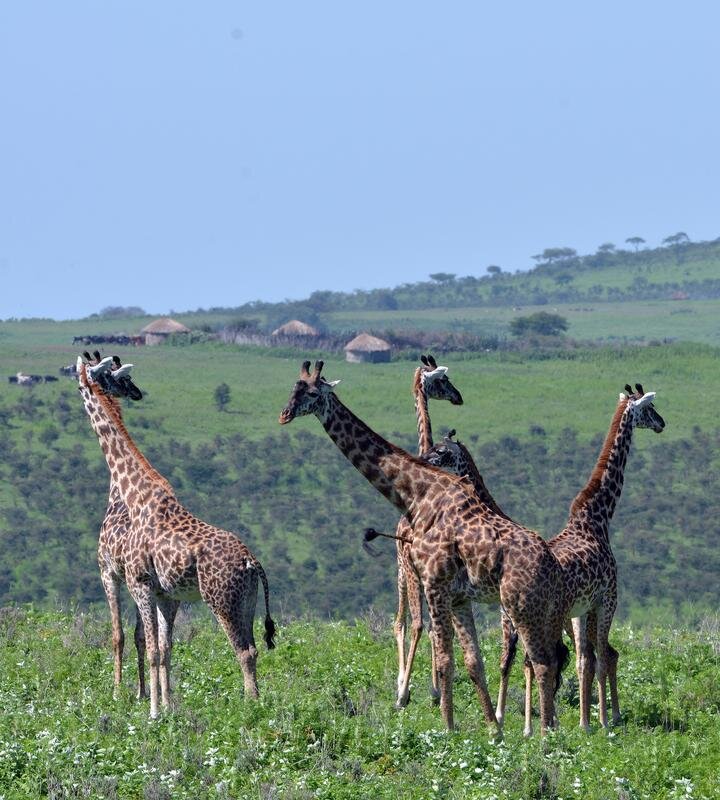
[[0, 607, 718, 799], [0, 339, 718, 622], [1, 237, 719, 797]]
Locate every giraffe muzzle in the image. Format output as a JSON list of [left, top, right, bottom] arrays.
[[278, 407, 295, 425]]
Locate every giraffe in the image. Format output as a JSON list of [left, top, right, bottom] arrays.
[[393, 355, 463, 707], [280, 360, 569, 733], [77, 354, 276, 718], [371, 428, 522, 711], [84, 352, 157, 700], [495, 384, 665, 734]]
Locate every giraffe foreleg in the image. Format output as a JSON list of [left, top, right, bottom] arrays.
[[128, 581, 161, 719], [572, 616, 594, 732], [495, 608, 519, 727], [394, 544, 410, 705], [396, 549, 427, 708], [133, 604, 147, 700], [593, 599, 617, 729], [425, 587, 455, 730], [157, 598, 180, 709], [451, 601, 500, 735], [100, 568, 124, 699]]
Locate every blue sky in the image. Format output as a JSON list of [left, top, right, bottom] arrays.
[[1, 2, 718, 320]]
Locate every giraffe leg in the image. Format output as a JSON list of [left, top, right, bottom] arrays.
[[519, 629, 559, 736], [608, 642, 621, 725], [451, 602, 500, 734], [394, 549, 410, 706], [129, 582, 161, 719], [495, 608, 519, 727], [100, 568, 124, 699], [572, 616, 594, 732], [594, 601, 616, 729], [133, 604, 147, 700], [157, 598, 180, 709], [396, 554, 426, 708], [209, 570, 261, 700], [523, 654, 535, 737], [425, 588, 455, 730]]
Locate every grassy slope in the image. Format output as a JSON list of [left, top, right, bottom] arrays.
[[1, 322, 718, 450], [0, 607, 718, 800], [325, 298, 720, 345]]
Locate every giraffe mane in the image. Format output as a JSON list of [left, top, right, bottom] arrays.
[[452, 440, 511, 520], [569, 396, 627, 517], [83, 364, 175, 496]]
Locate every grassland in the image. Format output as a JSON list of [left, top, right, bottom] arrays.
[[0, 607, 718, 800], [1, 323, 718, 451]]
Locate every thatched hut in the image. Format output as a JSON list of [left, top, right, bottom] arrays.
[[271, 319, 319, 337], [344, 333, 392, 363], [141, 317, 191, 346]]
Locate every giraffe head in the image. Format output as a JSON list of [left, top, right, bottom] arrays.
[[623, 382, 665, 433], [77, 351, 143, 402], [279, 360, 341, 424], [419, 354, 463, 405], [421, 429, 468, 473]]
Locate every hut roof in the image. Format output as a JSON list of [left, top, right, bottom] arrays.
[[344, 333, 391, 352], [141, 317, 191, 334], [271, 319, 319, 337]]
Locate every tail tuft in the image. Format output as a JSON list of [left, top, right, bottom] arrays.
[[264, 615, 276, 650]]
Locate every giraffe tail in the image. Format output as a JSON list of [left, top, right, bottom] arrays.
[[499, 628, 519, 680], [554, 638, 571, 696], [257, 564, 276, 650]]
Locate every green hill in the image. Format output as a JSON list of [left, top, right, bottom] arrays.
[[0, 336, 718, 622]]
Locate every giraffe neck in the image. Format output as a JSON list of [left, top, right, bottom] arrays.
[[569, 399, 634, 524], [413, 368, 433, 455], [453, 442, 510, 520], [80, 383, 173, 518], [316, 392, 448, 518]]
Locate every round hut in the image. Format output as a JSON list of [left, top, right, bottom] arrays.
[[271, 320, 319, 337], [344, 333, 392, 364], [141, 317, 191, 346]]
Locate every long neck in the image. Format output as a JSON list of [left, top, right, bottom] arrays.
[[80, 384, 173, 514], [413, 369, 433, 455], [454, 442, 511, 520], [316, 392, 450, 518], [570, 400, 634, 524]]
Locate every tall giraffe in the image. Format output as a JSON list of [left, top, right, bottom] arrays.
[[77, 355, 276, 718], [371, 428, 518, 710], [280, 361, 569, 733], [394, 355, 463, 707], [85, 353, 158, 700], [495, 384, 665, 734]]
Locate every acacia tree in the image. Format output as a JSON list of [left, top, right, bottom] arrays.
[[625, 236, 646, 252], [510, 312, 568, 337]]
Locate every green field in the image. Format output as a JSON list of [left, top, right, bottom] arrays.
[[1, 321, 718, 449], [0, 607, 718, 799], [325, 298, 720, 346]]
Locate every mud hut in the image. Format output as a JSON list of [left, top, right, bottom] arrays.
[[141, 317, 191, 346], [344, 333, 392, 363], [271, 320, 319, 337]]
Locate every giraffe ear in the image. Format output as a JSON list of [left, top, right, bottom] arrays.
[[321, 379, 341, 392], [632, 391, 656, 409], [88, 356, 115, 379]]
